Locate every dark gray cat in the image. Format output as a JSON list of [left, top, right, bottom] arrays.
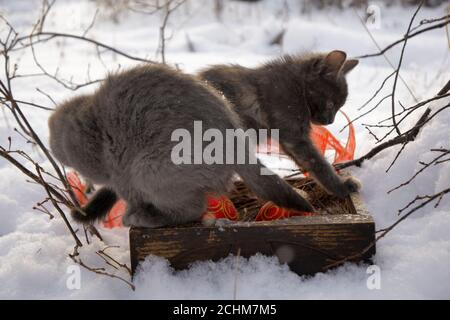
[[199, 50, 360, 198], [49, 64, 313, 228]]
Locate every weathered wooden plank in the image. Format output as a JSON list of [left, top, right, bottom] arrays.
[[129, 179, 376, 276], [130, 216, 375, 275]]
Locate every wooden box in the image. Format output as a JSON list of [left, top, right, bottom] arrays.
[[129, 177, 375, 275]]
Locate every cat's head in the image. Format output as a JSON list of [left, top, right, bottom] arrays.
[[303, 50, 358, 125], [49, 94, 110, 184]]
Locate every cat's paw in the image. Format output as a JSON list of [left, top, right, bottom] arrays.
[[122, 212, 136, 227], [330, 177, 361, 198], [336, 177, 361, 198], [271, 181, 315, 213]]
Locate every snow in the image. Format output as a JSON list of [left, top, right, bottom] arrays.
[[0, 0, 449, 299]]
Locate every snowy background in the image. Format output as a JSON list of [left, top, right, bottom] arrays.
[[0, 0, 449, 299]]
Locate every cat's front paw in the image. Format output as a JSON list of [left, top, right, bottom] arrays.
[[334, 177, 361, 198], [342, 177, 361, 195]]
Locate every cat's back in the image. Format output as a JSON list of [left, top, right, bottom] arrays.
[[95, 64, 236, 128], [98, 64, 183, 103], [90, 64, 241, 169], [199, 64, 250, 94], [199, 64, 257, 108]]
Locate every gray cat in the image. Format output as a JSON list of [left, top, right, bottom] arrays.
[[48, 64, 313, 228], [199, 50, 360, 198]]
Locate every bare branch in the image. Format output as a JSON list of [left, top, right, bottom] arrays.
[[36, 165, 82, 246], [390, 0, 424, 136], [324, 187, 450, 270], [16, 32, 154, 63], [70, 246, 135, 290], [354, 19, 450, 59], [335, 107, 431, 170], [388, 148, 450, 194], [156, 0, 187, 64]]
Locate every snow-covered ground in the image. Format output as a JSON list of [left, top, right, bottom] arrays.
[[0, 0, 449, 299]]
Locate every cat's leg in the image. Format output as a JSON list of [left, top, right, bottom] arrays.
[[235, 160, 315, 212], [122, 190, 207, 228], [122, 202, 172, 228], [282, 138, 360, 198]]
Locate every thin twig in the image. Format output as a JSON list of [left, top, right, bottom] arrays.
[[335, 108, 431, 170], [391, 0, 424, 136], [354, 19, 450, 59]]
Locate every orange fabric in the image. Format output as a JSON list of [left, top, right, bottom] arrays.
[[67, 171, 88, 206], [256, 111, 355, 165], [201, 194, 238, 223], [255, 201, 317, 221], [310, 110, 355, 164], [102, 200, 126, 228]]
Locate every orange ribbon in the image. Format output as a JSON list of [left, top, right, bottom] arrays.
[[255, 201, 317, 221], [310, 110, 355, 164]]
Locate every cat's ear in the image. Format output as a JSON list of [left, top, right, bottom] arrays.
[[323, 50, 347, 75], [341, 59, 359, 74]]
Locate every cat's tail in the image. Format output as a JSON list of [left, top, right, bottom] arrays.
[[234, 161, 315, 213], [71, 187, 118, 224]]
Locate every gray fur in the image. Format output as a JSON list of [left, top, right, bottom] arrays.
[[49, 64, 313, 228], [199, 50, 360, 197]]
